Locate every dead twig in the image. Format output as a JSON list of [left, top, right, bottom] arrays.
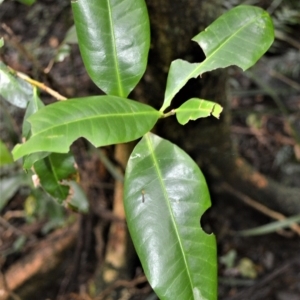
[[3, 211, 25, 220], [221, 182, 300, 236], [1, 23, 69, 98], [94, 275, 148, 300], [269, 68, 300, 92], [230, 126, 265, 137], [0, 216, 37, 241], [1, 23, 42, 73], [1, 221, 79, 300], [231, 125, 295, 146], [0, 271, 22, 300], [103, 143, 134, 284], [224, 256, 300, 300], [230, 125, 273, 152], [13, 70, 67, 101], [66, 293, 93, 300], [275, 29, 300, 51]]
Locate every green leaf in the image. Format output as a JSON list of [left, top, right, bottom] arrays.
[[176, 98, 223, 125], [12, 235, 27, 252], [33, 152, 77, 202], [124, 133, 217, 300], [23, 152, 50, 170], [55, 44, 71, 63], [161, 5, 274, 112], [12, 96, 161, 160], [54, 26, 78, 63], [72, 0, 150, 97], [16, 0, 36, 5], [0, 62, 33, 108], [23, 87, 45, 140], [192, 5, 274, 69], [23, 191, 66, 233], [65, 181, 89, 213], [0, 37, 4, 48], [41, 195, 66, 233], [0, 140, 13, 166], [63, 25, 78, 45], [21, 88, 49, 169], [238, 214, 300, 236], [0, 175, 28, 211]]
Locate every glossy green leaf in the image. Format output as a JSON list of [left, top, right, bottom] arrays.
[[23, 87, 44, 140], [33, 152, 77, 202], [176, 98, 223, 125], [20, 88, 50, 169], [161, 5, 274, 112], [23, 152, 50, 170], [12, 96, 161, 160], [0, 140, 13, 166], [124, 133, 217, 300], [72, 0, 150, 97], [0, 62, 32, 108]]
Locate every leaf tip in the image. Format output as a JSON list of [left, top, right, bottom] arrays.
[[212, 104, 223, 119], [12, 144, 23, 161]]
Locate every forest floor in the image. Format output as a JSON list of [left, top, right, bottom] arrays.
[[1, 1, 300, 300]]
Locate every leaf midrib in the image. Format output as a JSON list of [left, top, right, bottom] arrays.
[[145, 134, 194, 295], [106, 0, 124, 97], [164, 14, 260, 107], [177, 108, 212, 113], [31, 110, 159, 136]]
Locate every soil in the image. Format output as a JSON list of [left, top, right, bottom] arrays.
[[1, 1, 300, 300]]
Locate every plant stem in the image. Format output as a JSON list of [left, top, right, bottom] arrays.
[[7, 66, 67, 101], [161, 109, 176, 118]]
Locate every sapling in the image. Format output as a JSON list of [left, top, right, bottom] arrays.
[[0, 1, 274, 299]]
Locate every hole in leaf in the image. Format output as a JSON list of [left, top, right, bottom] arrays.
[[200, 207, 213, 235]]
